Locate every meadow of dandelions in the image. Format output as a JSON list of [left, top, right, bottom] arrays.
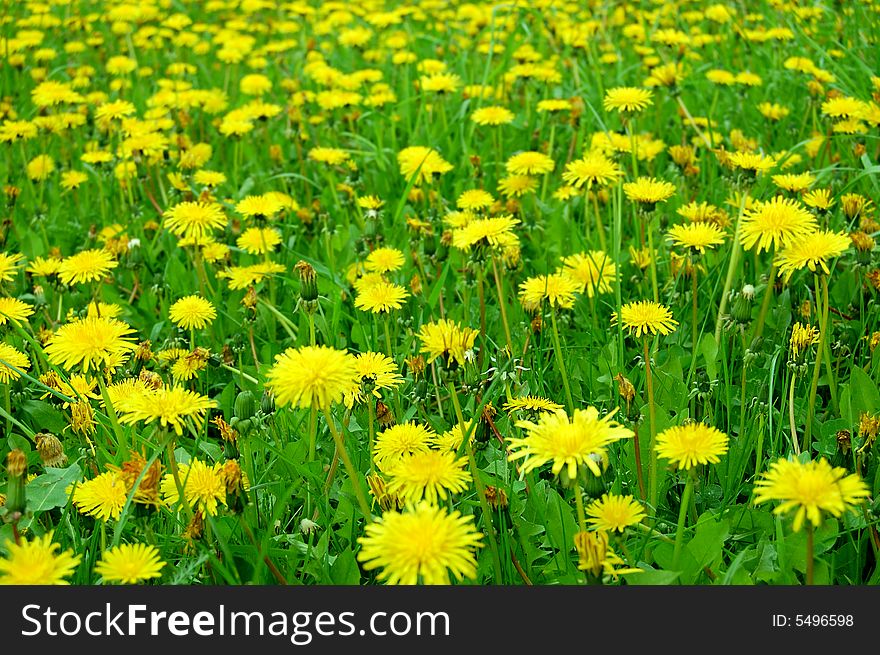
[[1, 0, 880, 587]]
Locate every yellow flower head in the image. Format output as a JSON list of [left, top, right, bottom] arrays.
[[667, 222, 726, 253], [386, 450, 471, 505], [0, 343, 29, 383], [655, 423, 729, 470], [739, 197, 817, 253], [45, 316, 137, 372], [451, 215, 519, 252], [510, 407, 634, 479], [397, 146, 453, 184], [169, 295, 216, 331], [354, 280, 410, 313], [471, 105, 514, 126], [58, 249, 118, 286], [789, 322, 820, 359], [0, 297, 34, 325], [160, 459, 227, 516], [374, 422, 434, 473], [518, 273, 580, 313], [775, 230, 850, 281], [754, 457, 870, 531], [603, 86, 653, 114], [613, 300, 678, 338], [73, 471, 129, 522], [364, 247, 405, 273], [417, 319, 478, 368], [118, 386, 216, 435], [562, 152, 622, 189], [95, 543, 165, 584], [623, 177, 676, 206], [0, 532, 81, 585], [506, 151, 555, 176], [357, 502, 482, 585], [163, 201, 227, 240], [266, 345, 358, 409], [586, 493, 647, 532], [236, 227, 282, 255], [561, 251, 615, 297]]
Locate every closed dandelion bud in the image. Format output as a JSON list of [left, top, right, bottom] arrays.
[[260, 389, 275, 415], [4, 449, 27, 515], [295, 260, 318, 314], [234, 389, 256, 421], [730, 288, 753, 325], [35, 432, 66, 468], [33, 284, 46, 307], [424, 234, 437, 257]]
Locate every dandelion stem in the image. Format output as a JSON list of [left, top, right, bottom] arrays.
[[447, 380, 504, 584], [549, 309, 575, 412], [672, 472, 695, 571], [307, 405, 318, 463], [805, 522, 814, 585], [321, 406, 372, 521], [788, 374, 800, 455], [165, 435, 193, 522], [97, 375, 127, 457], [367, 399, 376, 473], [715, 190, 749, 342], [804, 274, 830, 452], [643, 338, 659, 511], [752, 262, 777, 343], [491, 257, 513, 354], [573, 481, 587, 534]]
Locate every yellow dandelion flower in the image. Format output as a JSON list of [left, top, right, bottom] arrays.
[[613, 300, 678, 338], [739, 197, 817, 253], [169, 295, 217, 330], [266, 345, 358, 409], [0, 532, 81, 585], [374, 422, 434, 473], [510, 407, 634, 479], [57, 249, 117, 286], [236, 227, 282, 255], [775, 230, 850, 281], [586, 494, 647, 532], [45, 316, 137, 372], [603, 86, 654, 113], [754, 457, 870, 532], [357, 502, 482, 585], [518, 273, 580, 312], [385, 450, 471, 505], [655, 423, 730, 470], [73, 471, 129, 521], [117, 386, 216, 435], [160, 459, 227, 516], [95, 543, 165, 585]]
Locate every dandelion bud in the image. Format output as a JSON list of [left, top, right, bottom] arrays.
[[261, 389, 275, 415], [35, 432, 67, 468], [4, 449, 27, 515], [32, 284, 46, 307], [295, 260, 319, 315], [730, 288, 753, 325], [234, 389, 256, 421]]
